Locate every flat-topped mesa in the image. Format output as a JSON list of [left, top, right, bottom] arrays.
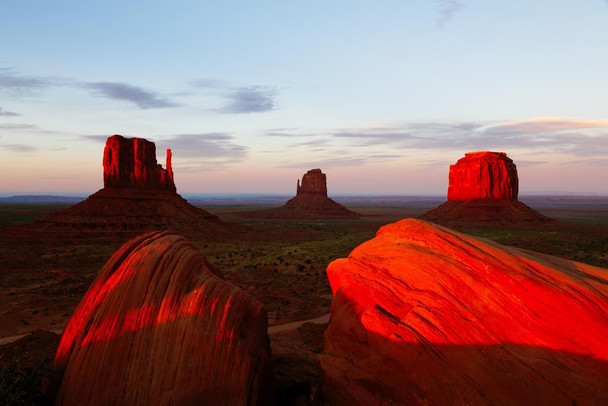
[[103, 134, 176, 192], [296, 168, 328, 197], [448, 151, 518, 201]]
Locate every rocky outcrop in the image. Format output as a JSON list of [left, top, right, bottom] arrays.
[[54, 231, 273, 405], [23, 135, 232, 240], [448, 151, 518, 200], [103, 134, 175, 191], [242, 169, 359, 219], [296, 169, 328, 196], [318, 219, 608, 405], [423, 152, 552, 226]]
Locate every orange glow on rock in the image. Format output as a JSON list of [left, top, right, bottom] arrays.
[[54, 231, 272, 405], [320, 219, 608, 404]]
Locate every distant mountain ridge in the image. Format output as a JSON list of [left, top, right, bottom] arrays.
[[1, 194, 606, 206], [0, 195, 85, 204]]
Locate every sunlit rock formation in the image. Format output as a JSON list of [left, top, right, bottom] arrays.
[[423, 151, 552, 226], [448, 151, 518, 200], [318, 219, 608, 405], [54, 231, 273, 405], [103, 134, 175, 191], [28, 134, 230, 240]]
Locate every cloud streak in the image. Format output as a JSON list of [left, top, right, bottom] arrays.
[[159, 133, 247, 160], [219, 86, 276, 114], [0, 107, 19, 116], [1, 143, 37, 152], [331, 118, 608, 157], [0, 67, 58, 94], [85, 82, 177, 109], [437, 0, 463, 28]]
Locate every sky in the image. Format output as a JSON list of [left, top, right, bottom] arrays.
[[1, 0, 607, 196]]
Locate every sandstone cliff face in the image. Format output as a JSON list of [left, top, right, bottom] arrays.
[[448, 151, 518, 201], [319, 219, 608, 405], [283, 169, 358, 219], [296, 169, 328, 196], [103, 134, 175, 191], [422, 151, 552, 226], [54, 231, 273, 405], [27, 134, 232, 239]]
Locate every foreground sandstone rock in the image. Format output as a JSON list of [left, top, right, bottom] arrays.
[[423, 151, 552, 226], [242, 169, 359, 219], [54, 231, 273, 405], [26, 134, 231, 240], [319, 219, 608, 405]]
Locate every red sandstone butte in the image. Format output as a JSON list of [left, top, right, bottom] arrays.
[[283, 169, 358, 217], [296, 168, 328, 196], [422, 151, 552, 226], [249, 169, 359, 219], [318, 219, 608, 405], [103, 134, 176, 191], [448, 151, 518, 200], [54, 231, 273, 405], [27, 134, 230, 239]]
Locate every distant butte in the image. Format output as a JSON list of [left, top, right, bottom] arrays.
[[422, 151, 553, 226], [20, 134, 233, 241], [242, 169, 359, 220]]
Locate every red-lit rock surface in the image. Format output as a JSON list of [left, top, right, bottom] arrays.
[[21, 135, 231, 239], [423, 152, 552, 226], [319, 219, 608, 405], [103, 134, 175, 191], [448, 151, 518, 200], [242, 169, 359, 219], [54, 231, 273, 405]]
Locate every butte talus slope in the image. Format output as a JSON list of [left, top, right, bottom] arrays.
[[244, 168, 359, 219], [423, 151, 553, 226], [22, 135, 232, 240], [318, 218, 608, 405], [54, 231, 273, 405]]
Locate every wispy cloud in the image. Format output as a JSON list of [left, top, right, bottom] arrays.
[[0, 123, 38, 130], [0, 107, 19, 116], [159, 133, 247, 160], [1, 143, 37, 152], [85, 82, 177, 109], [330, 118, 608, 157], [280, 154, 402, 169], [437, 0, 463, 28], [219, 86, 276, 114], [0, 67, 58, 94]]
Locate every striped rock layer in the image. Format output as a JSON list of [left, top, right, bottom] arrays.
[[319, 219, 608, 405], [54, 231, 273, 405]]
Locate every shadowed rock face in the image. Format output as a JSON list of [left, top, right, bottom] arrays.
[[238, 168, 358, 219], [54, 231, 273, 405], [296, 169, 328, 196], [423, 152, 552, 226], [103, 134, 176, 191], [283, 169, 358, 219], [318, 219, 608, 405], [448, 151, 518, 201]]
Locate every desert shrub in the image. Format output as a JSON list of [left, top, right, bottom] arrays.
[[0, 354, 54, 405]]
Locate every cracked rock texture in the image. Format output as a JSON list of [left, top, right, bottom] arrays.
[[55, 231, 273, 405], [319, 218, 608, 405]]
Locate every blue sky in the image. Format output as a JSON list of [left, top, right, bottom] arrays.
[[1, 1, 607, 195]]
